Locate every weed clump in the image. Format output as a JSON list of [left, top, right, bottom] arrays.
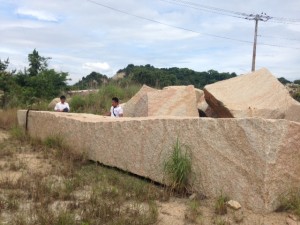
[[215, 193, 229, 215], [164, 138, 192, 192]]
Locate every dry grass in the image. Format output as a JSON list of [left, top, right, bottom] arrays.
[[276, 189, 300, 217], [0, 109, 18, 130], [0, 130, 167, 225], [185, 199, 202, 223]]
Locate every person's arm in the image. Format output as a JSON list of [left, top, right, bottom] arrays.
[[54, 103, 61, 112], [106, 106, 112, 116], [119, 107, 123, 117]]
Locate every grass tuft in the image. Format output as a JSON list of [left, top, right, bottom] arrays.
[[185, 199, 202, 223], [164, 138, 192, 192], [9, 126, 28, 142], [215, 193, 229, 215], [44, 135, 65, 149]]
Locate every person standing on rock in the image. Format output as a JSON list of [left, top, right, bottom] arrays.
[[54, 95, 70, 112], [107, 97, 123, 118]]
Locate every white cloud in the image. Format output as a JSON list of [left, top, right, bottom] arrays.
[[83, 62, 111, 71], [15, 7, 58, 22], [0, 0, 299, 83]]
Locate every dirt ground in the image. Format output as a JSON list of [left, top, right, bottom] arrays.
[[0, 129, 298, 225]]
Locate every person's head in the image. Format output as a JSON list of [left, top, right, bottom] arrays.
[[60, 95, 66, 103], [112, 97, 119, 107]]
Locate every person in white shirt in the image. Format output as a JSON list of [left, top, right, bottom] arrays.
[[107, 97, 123, 118], [54, 95, 70, 112]]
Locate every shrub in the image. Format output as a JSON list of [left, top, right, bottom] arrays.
[[69, 95, 85, 112], [69, 83, 141, 114], [9, 126, 27, 142], [164, 138, 192, 192]]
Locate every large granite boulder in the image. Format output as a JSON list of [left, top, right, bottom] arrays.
[[195, 88, 208, 113], [204, 68, 300, 122], [124, 85, 199, 117], [147, 85, 199, 117], [17, 110, 300, 213], [123, 85, 157, 117]]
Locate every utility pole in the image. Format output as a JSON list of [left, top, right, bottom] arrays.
[[246, 13, 271, 72]]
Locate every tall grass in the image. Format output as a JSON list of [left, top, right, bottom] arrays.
[[215, 192, 229, 215], [0, 108, 18, 130], [70, 83, 141, 114], [164, 138, 192, 192]]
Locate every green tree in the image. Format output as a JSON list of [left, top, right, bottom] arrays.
[[13, 50, 69, 105], [118, 64, 236, 89], [278, 77, 291, 84], [28, 49, 51, 76], [73, 71, 108, 90], [0, 58, 9, 71]]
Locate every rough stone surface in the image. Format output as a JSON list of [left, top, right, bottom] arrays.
[[227, 200, 241, 210], [124, 85, 199, 117], [147, 85, 198, 117], [195, 88, 208, 113], [204, 68, 300, 122], [123, 85, 157, 117], [286, 217, 298, 225], [18, 110, 300, 213]]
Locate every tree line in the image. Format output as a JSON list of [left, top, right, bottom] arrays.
[[116, 64, 237, 89], [0, 49, 68, 108]]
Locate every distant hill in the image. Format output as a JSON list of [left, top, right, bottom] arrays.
[[116, 64, 237, 89], [73, 72, 108, 89]]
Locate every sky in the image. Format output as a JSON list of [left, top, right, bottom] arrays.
[[1, 0, 300, 84]]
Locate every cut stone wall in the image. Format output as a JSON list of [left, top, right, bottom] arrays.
[[18, 110, 300, 213]]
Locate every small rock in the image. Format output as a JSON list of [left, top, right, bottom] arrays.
[[286, 217, 298, 225], [189, 193, 197, 200], [288, 214, 298, 221], [226, 200, 241, 210]]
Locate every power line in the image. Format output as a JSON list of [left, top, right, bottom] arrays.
[[160, 0, 300, 24], [162, 0, 300, 42], [259, 34, 300, 42], [161, 0, 248, 18], [159, 0, 300, 71], [160, 0, 247, 20], [86, 0, 300, 50]]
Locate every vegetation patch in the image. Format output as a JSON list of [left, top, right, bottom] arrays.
[[164, 138, 192, 192], [276, 189, 300, 217], [215, 193, 229, 215]]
